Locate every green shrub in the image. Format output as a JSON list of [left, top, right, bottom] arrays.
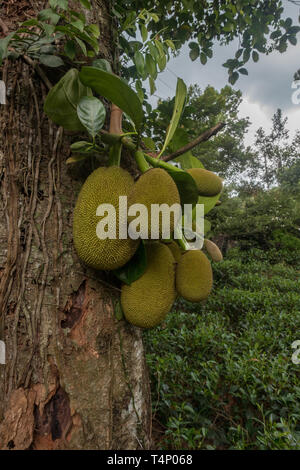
[[144, 248, 300, 449]]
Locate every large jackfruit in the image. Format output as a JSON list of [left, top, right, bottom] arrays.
[[176, 250, 213, 302], [128, 168, 181, 239], [121, 242, 176, 328], [187, 168, 223, 197], [73, 166, 139, 270]]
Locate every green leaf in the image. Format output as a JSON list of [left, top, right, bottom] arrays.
[[252, 51, 259, 62], [134, 50, 145, 76], [79, 66, 144, 129], [149, 76, 156, 95], [167, 168, 199, 207], [113, 242, 147, 285], [0, 33, 15, 65], [189, 48, 199, 61], [143, 136, 156, 151], [86, 24, 100, 38], [165, 39, 175, 50], [38, 9, 61, 25], [229, 71, 239, 85], [92, 58, 112, 73], [50, 0, 68, 9], [71, 19, 85, 32], [74, 36, 87, 56], [196, 192, 221, 215], [66, 154, 90, 164], [77, 96, 106, 137], [200, 52, 207, 64], [64, 40, 76, 60], [44, 68, 92, 131], [158, 78, 187, 158], [175, 154, 204, 170], [140, 23, 148, 42], [79, 0, 91, 9], [238, 67, 248, 75], [70, 141, 94, 152], [145, 53, 157, 79], [39, 54, 64, 67]]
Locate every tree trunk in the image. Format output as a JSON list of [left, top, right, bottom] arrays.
[[0, 0, 151, 450]]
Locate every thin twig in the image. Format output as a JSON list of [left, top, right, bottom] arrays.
[[161, 122, 226, 162]]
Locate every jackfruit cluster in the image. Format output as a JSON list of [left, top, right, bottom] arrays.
[[127, 168, 181, 239], [187, 168, 223, 197], [73, 166, 139, 271], [121, 242, 176, 328]]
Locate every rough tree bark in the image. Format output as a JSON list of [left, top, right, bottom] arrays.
[[0, 0, 151, 450]]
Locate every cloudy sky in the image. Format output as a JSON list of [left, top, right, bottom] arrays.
[[146, 0, 300, 146]]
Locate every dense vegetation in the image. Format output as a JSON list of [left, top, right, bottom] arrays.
[[145, 242, 300, 449]]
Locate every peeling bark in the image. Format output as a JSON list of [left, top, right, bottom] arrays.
[[0, 1, 151, 450]]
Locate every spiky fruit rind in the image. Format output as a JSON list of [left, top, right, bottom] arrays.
[[73, 166, 139, 270], [128, 168, 181, 239], [164, 240, 182, 263], [204, 239, 223, 262], [121, 243, 176, 328], [176, 250, 213, 302], [187, 168, 223, 197]]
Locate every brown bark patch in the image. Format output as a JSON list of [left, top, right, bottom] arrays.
[[33, 387, 72, 450], [0, 387, 36, 450], [61, 280, 86, 330]]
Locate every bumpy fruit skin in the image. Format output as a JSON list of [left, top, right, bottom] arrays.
[[121, 242, 176, 328], [73, 166, 139, 270], [176, 250, 213, 302], [204, 239, 223, 262], [187, 168, 223, 197], [128, 168, 181, 239], [164, 240, 182, 263]]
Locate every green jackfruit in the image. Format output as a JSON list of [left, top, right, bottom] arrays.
[[176, 250, 213, 302], [204, 239, 223, 262], [187, 168, 223, 197], [73, 166, 139, 270], [128, 168, 181, 239], [121, 242, 176, 328], [164, 240, 182, 263]]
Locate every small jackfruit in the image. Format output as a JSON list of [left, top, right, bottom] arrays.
[[204, 239, 223, 262], [121, 243, 176, 328], [164, 240, 182, 263], [176, 250, 213, 302], [73, 166, 139, 270], [128, 168, 181, 239], [187, 168, 223, 197]]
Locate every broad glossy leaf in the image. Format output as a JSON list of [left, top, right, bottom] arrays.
[[44, 68, 92, 131], [175, 153, 204, 169], [158, 78, 187, 158], [77, 96, 106, 137], [79, 66, 144, 129], [113, 242, 146, 285]]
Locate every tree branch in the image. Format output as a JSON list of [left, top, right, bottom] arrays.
[[161, 122, 226, 162]]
